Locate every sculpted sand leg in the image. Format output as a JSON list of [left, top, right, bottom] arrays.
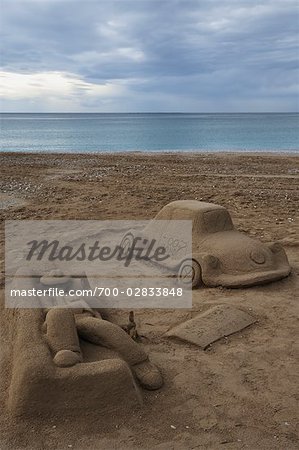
[[45, 308, 83, 367], [74, 311, 162, 390]]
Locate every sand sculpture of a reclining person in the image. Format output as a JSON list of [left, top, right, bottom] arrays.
[[41, 269, 163, 391]]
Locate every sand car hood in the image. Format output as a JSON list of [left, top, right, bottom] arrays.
[[194, 231, 291, 287]]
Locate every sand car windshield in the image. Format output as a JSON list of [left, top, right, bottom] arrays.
[[202, 209, 234, 233]]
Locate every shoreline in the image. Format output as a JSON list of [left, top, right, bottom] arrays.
[[1, 149, 299, 156]]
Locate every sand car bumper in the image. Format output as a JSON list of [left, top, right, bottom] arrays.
[[203, 264, 291, 288]]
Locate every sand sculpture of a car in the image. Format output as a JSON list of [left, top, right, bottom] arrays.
[[120, 200, 291, 288]]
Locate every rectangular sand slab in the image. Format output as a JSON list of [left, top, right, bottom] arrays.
[[165, 304, 256, 349]]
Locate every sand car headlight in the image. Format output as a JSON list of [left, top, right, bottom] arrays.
[[204, 254, 220, 269], [250, 250, 266, 264], [269, 242, 283, 254]]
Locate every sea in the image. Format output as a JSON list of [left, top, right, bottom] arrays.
[[0, 113, 298, 153]]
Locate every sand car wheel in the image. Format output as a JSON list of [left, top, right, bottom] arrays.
[[120, 232, 135, 257], [178, 259, 202, 289]]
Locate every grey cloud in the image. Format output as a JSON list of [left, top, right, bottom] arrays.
[[0, 0, 298, 111]]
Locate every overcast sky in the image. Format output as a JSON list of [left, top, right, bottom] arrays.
[[0, 0, 298, 112]]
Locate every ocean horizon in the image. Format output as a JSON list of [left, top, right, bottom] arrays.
[[0, 112, 298, 153]]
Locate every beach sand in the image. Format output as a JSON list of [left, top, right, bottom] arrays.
[[0, 152, 298, 449]]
